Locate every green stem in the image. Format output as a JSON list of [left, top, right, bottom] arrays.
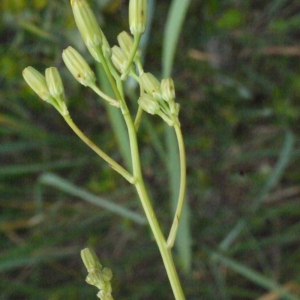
[[122, 109, 186, 300], [96, 43, 186, 300], [122, 33, 142, 80], [167, 123, 187, 248], [96, 48, 123, 102], [89, 83, 120, 107], [134, 106, 143, 131], [63, 114, 134, 184]]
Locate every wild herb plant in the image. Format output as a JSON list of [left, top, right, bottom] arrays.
[[22, 0, 187, 299]]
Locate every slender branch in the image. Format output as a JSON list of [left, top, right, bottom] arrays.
[[167, 123, 187, 248], [89, 83, 120, 107], [63, 114, 135, 184], [134, 106, 143, 131]]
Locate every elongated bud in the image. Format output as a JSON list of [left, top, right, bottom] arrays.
[[140, 72, 161, 99], [171, 102, 180, 116], [45, 67, 64, 99], [111, 46, 127, 74], [86, 271, 105, 288], [71, 0, 104, 62], [161, 78, 175, 103], [22, 67, 51, 102], [81, 248, 114, 299], [81, 248, 102, 271], [117, 31, 141, 60], [129, 0, 147, 35], [45, 67, 69, 115], [62, 46, 96, 87], [138, 94, 160, 115], [117, 31, 132, 57]]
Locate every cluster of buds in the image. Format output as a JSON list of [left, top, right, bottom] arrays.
[[81, 248, 114, 300], [111, 31, 141, 75], [22, 66, 68, 116], [138, 72, 180, 125]]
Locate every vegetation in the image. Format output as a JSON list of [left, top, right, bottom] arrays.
[[1, 0, 300, 299]]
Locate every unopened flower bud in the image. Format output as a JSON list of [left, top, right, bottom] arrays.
[[138, 94, 160, 115], [171, 102, 180, 116], [45, 67, 69, 115], [111, 46, 127, 74], [22, 67, 51, 102], [97, 290, 114, 300], [117, 31, 132, 57], [62, 46, 96, 87], [161, 78, 175, 103], [45, 67, 64, 99], [102, 267, 113, 281], [140, 72, 161, 99], [129, 0, 147, 35], [71, 0, 104, 62], [81, 248, 102, 272]]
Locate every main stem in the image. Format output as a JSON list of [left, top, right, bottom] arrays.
[[97, 52, 186, 299], [123, 109, 186, 300]]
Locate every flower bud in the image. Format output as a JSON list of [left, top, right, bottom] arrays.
[[86, 271, 105, 287], [81, 248, 102, 272], [140, 72, 161, 99], [71, 0, 104, 62], [45, 67, 64, 99], [111, 46, 127, 74], [138, 94, 160, 115], [102, 267, 113, 281], [45, 67, 69, 115], [161, 78, 175, 103], [129, 0, 147, 35], [97, 290, 114, 300], [117, 31, 141, 60], [171, 102, 180, 116], [22, 67, 51, 102], [62, 46, 96, 87], [117, 31, 132, 57]]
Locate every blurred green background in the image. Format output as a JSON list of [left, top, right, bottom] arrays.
[[1, 0, 300, 299]]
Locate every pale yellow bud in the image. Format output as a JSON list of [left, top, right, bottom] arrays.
[[140, 72, 161, 99], [45, 67, 69, 115], [161, 78, 175, 103], [45, 67, 64, 99], [117, 31, 133, 57], [71, 0, 104, 62], [62, 46, 96, 87], [111, 46, 127, 74], [138, 94, 160, 115], [81, 248, 102, 271], [22, 67, 51, 102], [129, 0, 147, 35]]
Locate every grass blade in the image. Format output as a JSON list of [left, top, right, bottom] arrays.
[[212, 251, 299, 300], [220, 130, 295, 251], [38, 173, 147, 225], [162, 0, 192, 78], [162, 0, 192, 272]]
